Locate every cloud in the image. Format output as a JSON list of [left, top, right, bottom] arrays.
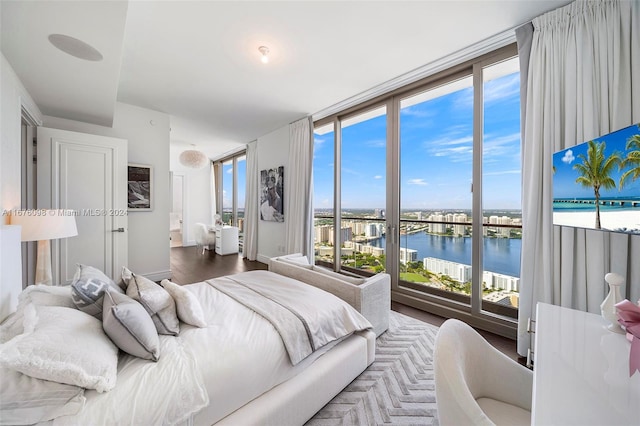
[[226, 167, 233, 174], [562, 149, 575, 164], [483, 74, 520, 104], [374, 175, 383, 180], [365, 139, 386, 148], [408, 178, 428, 186]]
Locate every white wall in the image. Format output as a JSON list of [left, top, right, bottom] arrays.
[[256, 125, 290, 262], [43, 103, 171, 280], [169, 147, 212, 246], [0, 54, 42, 312], [0, 53, 42, 219]]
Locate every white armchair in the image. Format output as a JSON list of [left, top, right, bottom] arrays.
[[434, 319, 532, 426], [193, 223, 215, 254]]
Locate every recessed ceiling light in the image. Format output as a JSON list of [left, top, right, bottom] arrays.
[[258, 46, 269, 64], [48, 34, 103, 62]]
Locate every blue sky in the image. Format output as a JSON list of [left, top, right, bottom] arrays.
[[313, 72, 522, 210], [553, 123, 640, 199]]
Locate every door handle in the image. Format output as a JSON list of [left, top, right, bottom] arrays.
[[112, 227, 125, 233]]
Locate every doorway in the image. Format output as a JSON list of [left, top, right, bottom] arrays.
[[170, 172, 185, 247]]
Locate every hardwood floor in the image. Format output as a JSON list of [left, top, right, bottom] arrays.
[[169, 246, 519, 362]]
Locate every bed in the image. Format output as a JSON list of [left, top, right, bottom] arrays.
[[0, 260, 379, 425]]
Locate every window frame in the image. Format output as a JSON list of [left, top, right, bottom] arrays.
[[313, 44, 520, 338]]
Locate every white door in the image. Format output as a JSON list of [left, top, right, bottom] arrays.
[[37, 127, 128, 284], [170, 172, 185, 247]]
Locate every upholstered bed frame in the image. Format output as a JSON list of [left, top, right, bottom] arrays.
[[210, 329, 375, 425]]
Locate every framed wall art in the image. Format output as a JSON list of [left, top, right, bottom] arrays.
[[127, 164, 153, 211], [260, 166, 284, 222]]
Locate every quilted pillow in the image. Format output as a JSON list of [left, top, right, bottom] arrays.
[[160, 280, 207, 328], [71, 264, 123, 319], [123, 268, 179, 335], [0, 366, 85, 425], [0, 304, 118, 393], [102, 289, 160, 361]]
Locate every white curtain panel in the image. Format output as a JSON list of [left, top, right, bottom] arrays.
[[518, 0, 640, 357], [244, 141, 259, 260], [209, 162, 217, 223], [285, 117, 314, 257]]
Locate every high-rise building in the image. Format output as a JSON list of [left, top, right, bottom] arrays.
[[400, 247, 418, 264], [424, 257, 472, 282]]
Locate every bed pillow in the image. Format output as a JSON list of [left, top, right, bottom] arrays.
[[160, 280, 207, 328], [279, 256, 313, 269], [123, 268, 179, 335], [102, 289, 160, 361], [0, 304, 118, 393], [1, 285, 75, 344], [71, 264, 123, 319], [0, 366, 85, 425], [312, 266, 365, 285]]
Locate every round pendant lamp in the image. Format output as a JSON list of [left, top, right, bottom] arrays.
[[179, 149, 209, 169]]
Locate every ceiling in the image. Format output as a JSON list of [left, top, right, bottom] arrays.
[[1, 0, 571, 160]]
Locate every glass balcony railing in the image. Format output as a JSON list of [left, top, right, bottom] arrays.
[[313, 215, 522, 318]]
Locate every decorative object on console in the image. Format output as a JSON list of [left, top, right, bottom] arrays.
[[615, 299, 640, 377], [601, 272, 625, 333], [9, 210, 78, 285], [178, 145, 209, 169], [127, 164, 153, 211]]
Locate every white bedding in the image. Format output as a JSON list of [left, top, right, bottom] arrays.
[[51, 336, 208, 426], [183, 274, 358, 424], [20, 270, 371, 425]]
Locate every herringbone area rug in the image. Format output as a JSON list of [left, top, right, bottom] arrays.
[[307, 311, 440, 426]]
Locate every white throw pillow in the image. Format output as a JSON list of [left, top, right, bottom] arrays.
[[0, 304, 118, 393], [0, 366, 85, 425], [160, 280, 207, 328], [1, 285, 75, 344], [123, 267, 180, 335], [102, 289, 160, 361]]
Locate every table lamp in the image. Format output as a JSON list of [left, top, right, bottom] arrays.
[[10, 210, 78, 285]]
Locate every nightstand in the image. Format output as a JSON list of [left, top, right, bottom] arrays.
[[215, 226, 239, 255]]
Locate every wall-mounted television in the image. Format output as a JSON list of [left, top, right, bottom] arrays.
[[553, 123, 640, 234]]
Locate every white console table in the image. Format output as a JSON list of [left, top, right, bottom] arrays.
[[532, 303, 640, 425], [215, 225, 238, 255]]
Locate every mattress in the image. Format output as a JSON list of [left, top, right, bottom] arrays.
[[36, 271, 372, 425], [182, 277, 358, 424]]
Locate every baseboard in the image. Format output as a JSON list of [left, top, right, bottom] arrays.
[[257, 254, 272, 265], [143, 269, 172, 281]]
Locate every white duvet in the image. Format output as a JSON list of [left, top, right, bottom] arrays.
[[45, 271, 370, 425], [52, 336, 208, 426]]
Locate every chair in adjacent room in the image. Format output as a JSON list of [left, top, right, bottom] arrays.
[[193, 223, 216, 255], [434, 318, 533, 426]]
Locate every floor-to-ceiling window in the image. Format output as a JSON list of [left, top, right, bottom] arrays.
[[312, 45, 520, 334], [340, 106, 387, 274], [313, 123, 335, 265], [216, 152, 246, 245]]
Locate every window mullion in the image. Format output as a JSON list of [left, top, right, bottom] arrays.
[[334, 118, 342, 272], [471, 63, 484, 315]]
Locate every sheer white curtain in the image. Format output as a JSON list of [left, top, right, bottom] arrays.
[[209, 162, 217, 223], [285, 117, 314, 257], [244, 141, 259, 260], [518, 0, 640, 356]]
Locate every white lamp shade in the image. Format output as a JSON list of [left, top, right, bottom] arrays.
[[179, 150, 209, 169], [10, 210, 78, 242]]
